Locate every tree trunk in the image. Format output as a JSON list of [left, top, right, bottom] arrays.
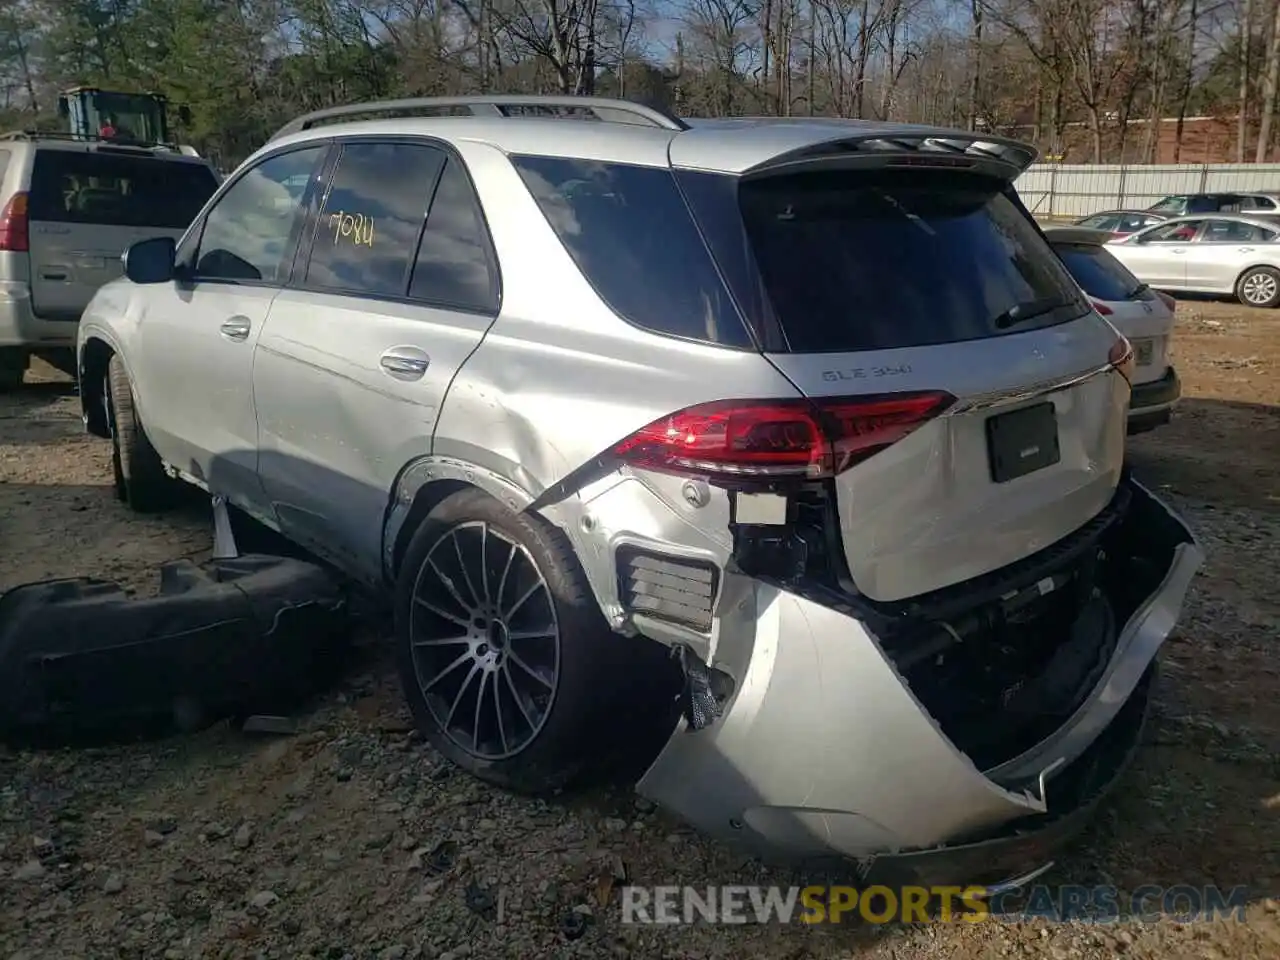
[[1088, 106, 1104, 164], [808, 4, 816, 115], [761, 0, 774, 110], [1257, 0, 1280, 161], [1238, 0, 1254, 162], [967, 0, 983, 130], [1174, 0, 1199, 163]]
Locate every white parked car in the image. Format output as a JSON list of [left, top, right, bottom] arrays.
[[1044, 226, 1180, 434], [1105, 214, 1280, 309]]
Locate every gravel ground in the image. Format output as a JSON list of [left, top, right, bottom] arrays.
[[2, 299, 1279, 960]]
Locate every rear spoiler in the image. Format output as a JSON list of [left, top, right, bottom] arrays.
[[669, 121, 1038, 182]]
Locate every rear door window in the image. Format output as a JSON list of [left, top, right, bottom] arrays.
[[1052, 243, 1143, 301], [705, 169, 1088, 353], [28, 150, 219, 229], [303, 140, 445, 298]]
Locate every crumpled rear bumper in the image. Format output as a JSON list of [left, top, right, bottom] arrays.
[[636, 478, 1201, 883]]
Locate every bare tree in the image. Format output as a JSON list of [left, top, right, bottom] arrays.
[[1257, 0, 1280, 160]]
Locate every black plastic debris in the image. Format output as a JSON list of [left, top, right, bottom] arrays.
[[560, 907, 593, 940], [0, 554, 350, 743], [426, 840, 459, 875], [464, 882, 496, 915], [241, 715, 301, 736]]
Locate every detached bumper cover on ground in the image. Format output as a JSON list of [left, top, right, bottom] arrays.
[[0, 555, 349, 740], [637, 479, 1202, 884]]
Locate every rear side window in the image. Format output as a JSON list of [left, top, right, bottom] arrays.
[[28, 150, 218, 229], [1053, 243, 1143, 302], [511, 156, 752, 348], [701, 169, 1087, 353], [0, 149, 10, 188], [1199, 219, 1277, 243], [305, 141, 445, 298]]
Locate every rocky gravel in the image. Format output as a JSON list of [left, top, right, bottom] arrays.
[[2, 299, 1279, 959]]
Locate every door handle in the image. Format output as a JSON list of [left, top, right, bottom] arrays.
[[1171, 249, 1187, 254], [1239, 247, 1256, 253], [380, 346, 430, 381], [220, 316, 251, 341]]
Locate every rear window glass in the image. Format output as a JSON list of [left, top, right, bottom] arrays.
[[511, 156, 752, 348], [719, 169, 1087, 353], [1053, 243, 1143, 302], [29, 150, 218, 229]]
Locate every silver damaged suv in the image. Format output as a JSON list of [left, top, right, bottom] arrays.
[[77, 97, 1203, 887]]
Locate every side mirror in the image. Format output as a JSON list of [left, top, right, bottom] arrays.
[[122, 236, 177, 284], [178, 105, 192, 126]]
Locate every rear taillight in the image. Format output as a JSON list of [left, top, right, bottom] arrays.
[[1155, 289, 1177, 312], [0, 192, 29, 252], [1091, 299, 1113, 315], [611, 392, 956, 484], [1109, 336, 1135, 384]]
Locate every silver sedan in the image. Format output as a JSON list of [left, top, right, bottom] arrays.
[[1106, 213, 1280, 308]]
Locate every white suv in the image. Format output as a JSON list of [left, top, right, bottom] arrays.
[[77, 96, 1203, 887]]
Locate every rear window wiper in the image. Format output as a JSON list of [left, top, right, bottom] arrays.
[[992, 295, 1075, 330], [1128, 282, 1151, 299]]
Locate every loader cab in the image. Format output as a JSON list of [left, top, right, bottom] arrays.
[[56, 88, 192, 148]]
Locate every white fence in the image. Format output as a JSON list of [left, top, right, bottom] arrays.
[[1014, 163, 1280, 218]]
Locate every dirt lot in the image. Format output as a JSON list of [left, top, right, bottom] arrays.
[[2, 300, 1279, 960]]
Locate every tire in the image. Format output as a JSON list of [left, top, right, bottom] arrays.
[[105, 354, 174, 512], [394, 488, 639, 794], [1236, 266, 1280, 308], [0, 348, 26, 391]]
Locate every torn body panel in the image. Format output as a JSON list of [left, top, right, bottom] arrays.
[[635, 478, 1201, 867]]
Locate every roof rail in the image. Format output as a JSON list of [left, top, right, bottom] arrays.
[[269, 95, 690, 141], [0, 129, 183, 152]]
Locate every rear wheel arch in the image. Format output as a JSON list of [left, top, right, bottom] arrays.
[[384, 454, 541, 583], [80, 337, 115, 437], [389, 477, 475, 580]]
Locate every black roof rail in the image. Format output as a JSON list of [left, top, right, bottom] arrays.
[[268, 95, 690, 141]]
